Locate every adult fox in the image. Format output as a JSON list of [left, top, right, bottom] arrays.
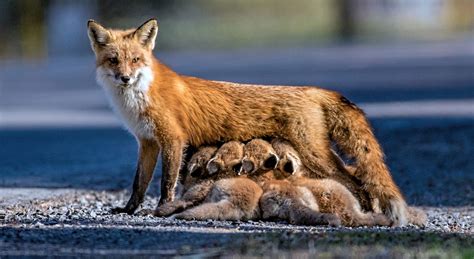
[[87, 18, 409, 226]]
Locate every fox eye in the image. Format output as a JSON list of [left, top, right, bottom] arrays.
[[108, 57, 118, 64], [132, 57, 140, 63]]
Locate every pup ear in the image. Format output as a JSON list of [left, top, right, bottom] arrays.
[[188, 163, 202, 177], [283, 161, 295, 174], [264, 153, 279, 169], [134, 18, 158, 50], [87, 20, 111, 51], [242, 159, 255, 174], [232, 162, 243, 175], [206, 157, 222, 175], [282, 154, 299, 174]]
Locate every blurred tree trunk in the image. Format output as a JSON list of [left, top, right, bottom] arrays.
[[336, 0, 355, 42], [18, 0, 46, 59]]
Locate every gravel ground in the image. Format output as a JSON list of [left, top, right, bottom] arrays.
[[0, 190, 472, 257]]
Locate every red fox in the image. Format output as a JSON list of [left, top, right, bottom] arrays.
[[87, 19, 409, 225]]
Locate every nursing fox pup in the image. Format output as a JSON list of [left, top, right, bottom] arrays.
[[155, 141, 261, 220], [87, 19, 408, 225], [163, 139, 422, 227], [266, 139, 408, 227]]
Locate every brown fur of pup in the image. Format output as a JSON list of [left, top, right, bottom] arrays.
[[259, 179, 342, 226], [241, 139, 279, 177], [155, 141, 262, 221], [242, 139, 341, 226], [187, 146, 218, 178], [206, 141, 245, 176], [274, 139, 426, 227]]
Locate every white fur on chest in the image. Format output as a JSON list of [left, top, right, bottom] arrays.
[[96, 66, 155, 139]]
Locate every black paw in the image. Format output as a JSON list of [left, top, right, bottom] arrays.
[[110, 207, 134, 215]]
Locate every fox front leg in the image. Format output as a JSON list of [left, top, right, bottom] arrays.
[[158, 140, 185, 206], [111, 139, 160, 215]]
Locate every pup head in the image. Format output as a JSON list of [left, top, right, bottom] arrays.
[[206, 141, 245, 175], [271, 139, 302, 176], [242, 139, 279, 174], [87, 19, 158, 89], [187, 146, 218, 177]]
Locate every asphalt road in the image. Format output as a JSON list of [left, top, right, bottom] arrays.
[[1, 39, 473, 128]]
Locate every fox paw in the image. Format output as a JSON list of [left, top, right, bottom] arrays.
[[325, 214, 342, 227], [372, 213, 391, 226], [154, 206, 177, 217], [136, 209, 155, 216], [110, 206, 135, 215]]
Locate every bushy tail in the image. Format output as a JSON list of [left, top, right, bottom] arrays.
[[322, 92, 408, 226]]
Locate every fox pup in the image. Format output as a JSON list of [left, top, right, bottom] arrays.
[[156, 141, 262, 221], [273, 139, 427, 227], [87, 19, 408, 225], [187, 146, 218, 178], [179, 139, 335, 224], [242, 139, 341, 226]]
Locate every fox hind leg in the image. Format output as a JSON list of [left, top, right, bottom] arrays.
[[286, 118, 372, 211], [324, 97, 408, 226]]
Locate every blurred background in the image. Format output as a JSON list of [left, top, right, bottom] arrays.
[[0, 1, 473, 206], [1, 0, 473, 58]]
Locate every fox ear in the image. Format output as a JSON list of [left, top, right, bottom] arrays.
[[134, 18, 158, 50], [206, 158, 222, 175], [87, 20, 111, 50]]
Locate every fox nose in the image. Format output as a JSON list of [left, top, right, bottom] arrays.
[[120, 76, 131, 83]]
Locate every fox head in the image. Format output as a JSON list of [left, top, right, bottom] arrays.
[[87, 19, 158, 89]]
